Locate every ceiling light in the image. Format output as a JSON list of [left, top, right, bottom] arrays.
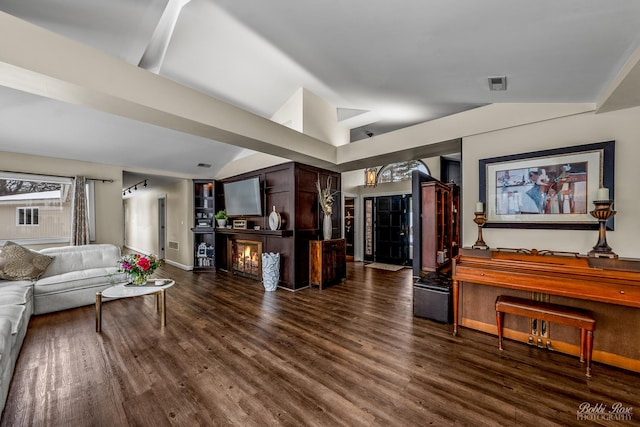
[[122, 179, 148, 197], [488, 76, 507, 91]]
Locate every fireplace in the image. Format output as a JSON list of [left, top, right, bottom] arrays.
[[228, 239, 262, 281]]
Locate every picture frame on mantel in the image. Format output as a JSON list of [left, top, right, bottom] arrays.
[[479, 140, 614, 230]]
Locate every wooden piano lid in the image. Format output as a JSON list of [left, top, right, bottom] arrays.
[[457, 247, 640, 273], [491, 248, 589, 267]]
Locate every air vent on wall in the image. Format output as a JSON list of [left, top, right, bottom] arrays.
[[488, 76, 507, 91], [168, 241, 179, 250]]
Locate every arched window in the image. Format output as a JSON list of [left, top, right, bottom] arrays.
[[377, 160, 430, 184]]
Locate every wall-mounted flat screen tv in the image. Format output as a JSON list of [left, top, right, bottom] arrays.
[[223, 177, 263, 217]]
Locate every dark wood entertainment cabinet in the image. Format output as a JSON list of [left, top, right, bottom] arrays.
[[213, 162, 341, 290]]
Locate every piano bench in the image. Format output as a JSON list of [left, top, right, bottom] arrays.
[[495, 295, 596, 377]]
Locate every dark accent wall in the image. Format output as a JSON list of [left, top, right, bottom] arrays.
[[215, 162, 341, 290]]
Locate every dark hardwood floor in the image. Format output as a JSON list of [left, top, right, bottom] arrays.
[[2, 262, 639, 426]]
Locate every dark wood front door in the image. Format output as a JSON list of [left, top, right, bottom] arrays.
[[375, 195, 404, 264]]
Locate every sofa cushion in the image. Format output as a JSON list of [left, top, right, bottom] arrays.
[[0, 318, 12, 373], [0, 282, 33, 306], [0, 305, 26, 335], [0, 241, 54, 281], [39, 244, 121, 278], [33, 267, 125, 296]]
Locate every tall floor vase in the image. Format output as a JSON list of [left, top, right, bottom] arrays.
[[261, 252, 280, 291], [323, 213, 332, 240]]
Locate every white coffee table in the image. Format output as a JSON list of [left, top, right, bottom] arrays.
[[96, 279, 175, 332]]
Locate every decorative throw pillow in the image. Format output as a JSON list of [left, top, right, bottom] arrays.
[[0, 241, 54, 281]]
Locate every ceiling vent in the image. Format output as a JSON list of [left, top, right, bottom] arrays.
[[197, 163, 212, 168], [488, 76, 507, 91]]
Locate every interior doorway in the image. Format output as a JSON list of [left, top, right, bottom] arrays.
[[157, 196, 166, 260], [363, 194, 412, 265]]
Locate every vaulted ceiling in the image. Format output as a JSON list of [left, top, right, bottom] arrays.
[[1, 1, 640, 186]]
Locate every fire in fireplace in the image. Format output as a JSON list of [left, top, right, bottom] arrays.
[[228, 239, 262, 281]]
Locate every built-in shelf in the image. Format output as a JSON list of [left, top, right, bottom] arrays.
[[192, 179, 216, 271], [191, 227, 214, 233]]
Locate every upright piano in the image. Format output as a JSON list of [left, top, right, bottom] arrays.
[[452, 248, 640, 372]]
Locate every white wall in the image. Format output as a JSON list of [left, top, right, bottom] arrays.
[[271, 88, 350, 148], [301, 89, 350, 147], [462, 106, 640, 258]]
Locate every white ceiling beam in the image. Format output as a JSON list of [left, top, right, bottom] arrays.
[[0, 11, 339, 170], [596, 44, 640, 114], [138, 0, 193, 73]]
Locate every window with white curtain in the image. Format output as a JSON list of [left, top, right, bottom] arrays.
[[0, 172, 95, 245]]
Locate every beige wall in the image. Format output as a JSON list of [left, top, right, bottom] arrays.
[[0, 151, 124, 250], [0, 152, 196, 267], [123, 192, 157, 255], [462, 106, 640, 258], [166, 180, 193, 268], [123, 179, 193, 269]]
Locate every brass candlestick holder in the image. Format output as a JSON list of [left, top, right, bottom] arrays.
[[588, 200, 617, 259], [472, 212, 489, 250]]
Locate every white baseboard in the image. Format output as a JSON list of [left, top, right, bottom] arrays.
[[164, 259, 192, 271], [123, 244, 154, 257], [124, 245, 192, 271]]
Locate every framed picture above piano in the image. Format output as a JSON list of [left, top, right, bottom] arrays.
[[479, 140, 614, 230]]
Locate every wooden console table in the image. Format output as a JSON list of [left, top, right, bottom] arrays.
[[309, 239, 346, 289]]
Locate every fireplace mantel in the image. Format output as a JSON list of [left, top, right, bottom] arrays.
[[216, 228, 293, 237]]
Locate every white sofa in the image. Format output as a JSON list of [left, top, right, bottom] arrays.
[[0, 243, 127, 415]]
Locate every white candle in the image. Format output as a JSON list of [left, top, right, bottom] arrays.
[[475, 201, 484, 212], [597, 187, 609, 200]]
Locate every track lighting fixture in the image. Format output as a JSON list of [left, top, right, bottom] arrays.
[[123, 179, 148, 196]]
